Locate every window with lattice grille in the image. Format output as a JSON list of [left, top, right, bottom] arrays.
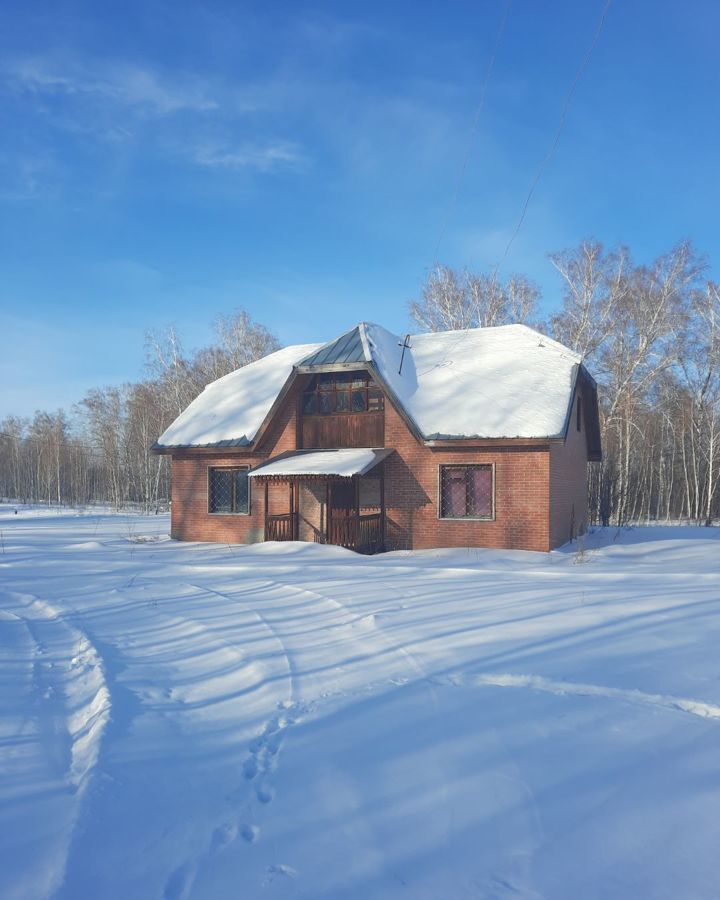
[[208, 467, 250, 514], [439, 465, 493, 519]]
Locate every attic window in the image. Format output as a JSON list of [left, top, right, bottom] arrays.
[[439, 465, 494, 520], [208, 466, 250, 515], [302, 371, 384, 416], [576, 395, 582, 431]]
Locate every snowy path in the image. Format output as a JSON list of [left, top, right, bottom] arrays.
[[0, 508, 719, 899], [0, 590, 111, 900]]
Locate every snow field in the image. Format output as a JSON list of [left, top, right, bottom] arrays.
[[0, 506, 719, 899]]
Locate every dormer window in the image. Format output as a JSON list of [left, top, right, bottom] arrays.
[[302, 371, 384, 416]]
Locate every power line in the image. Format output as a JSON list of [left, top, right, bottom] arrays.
[[416, 0, 613, 379], [431, 0, 512, 265], [491, 0, 613, 281]]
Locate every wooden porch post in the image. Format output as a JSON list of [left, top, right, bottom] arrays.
[[289, 480, 295, 540], [264, 479, 269, 541], [380, 466, 386, 550], [292, 478, 299, 540], [326, 480, 331, 545], [354, 475, 360, 550]]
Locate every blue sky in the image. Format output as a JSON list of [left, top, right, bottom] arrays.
[[1, 0, 718, 418]]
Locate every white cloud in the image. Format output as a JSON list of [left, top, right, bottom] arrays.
[[192, 141, 307, 172], [7, 57, 221, 115], [1, 56, 309, 177]]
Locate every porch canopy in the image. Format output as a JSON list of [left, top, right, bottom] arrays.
[[248, 448, 392, 552], [247, 448, 393, 480]]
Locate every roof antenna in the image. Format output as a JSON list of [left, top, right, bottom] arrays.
[[398, 334, 411, 375]]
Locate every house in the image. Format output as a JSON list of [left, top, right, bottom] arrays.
[[153, 323, 601, 553]]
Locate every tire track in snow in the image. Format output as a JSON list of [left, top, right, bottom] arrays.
[[2, 592, 112, 899], [143, 578, 302, 898], [275, 579, 431, 681], [288, 579, 547, 899], [441, 672, 720, 720], [0, 608, 62, 764], [14, 593, 112, 787], [166, 573, 448, 892], [193, 574, 458, 890], [205, 571, 435, 691], [93, 576, 300, 854], [40, 578, 270, 900], [184, 580, 301, 804], [33, 575, 285, 900]]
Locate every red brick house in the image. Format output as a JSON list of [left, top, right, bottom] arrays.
[[153, 323, 601, 553]]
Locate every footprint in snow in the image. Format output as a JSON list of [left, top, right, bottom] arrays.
[[163, 863, 196, 900], [256, 784, 274, 804], [236, 702, 306, 810], [210, 822, 238, 855], [243, 711, 296, 782], [240, 823, 259, 843], [209, 820, 259, 856]]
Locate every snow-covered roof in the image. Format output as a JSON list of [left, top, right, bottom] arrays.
[[359, 323, 583, 440], [156, 323, 586, 449], [248, 448, 393, 478], [156, 343, 322, 449]]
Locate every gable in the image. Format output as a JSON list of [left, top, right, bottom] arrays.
[[155, 343, 321, 450]]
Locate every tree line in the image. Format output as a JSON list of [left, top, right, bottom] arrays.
[[411, 241, 719, 525], [0, 311, 279, 511], [1, 240, 718, 525]]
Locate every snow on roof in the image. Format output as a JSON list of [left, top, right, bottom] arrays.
[[362, 323, 582, 439], [155, 343, 322, 448], [156, 322, 584, 449], [248, 448, 393, 478]]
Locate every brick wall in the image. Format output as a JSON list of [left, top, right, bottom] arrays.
[[549, 388, 590, 547], [382, 401, 552, 552], [168, 372, 587, 552], [168, 378, 303, 543]]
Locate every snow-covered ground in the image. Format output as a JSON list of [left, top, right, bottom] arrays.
[[1, 505, 719, 900]]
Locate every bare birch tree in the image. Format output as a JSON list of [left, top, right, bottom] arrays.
[[408, 242, 718, 527], [410, 265, 539, 331]]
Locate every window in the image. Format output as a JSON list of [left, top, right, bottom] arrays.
[[208, 467, 250, 515], [439, 465, 493, 519], [576, 395, 582, 432], [302, 371, 384, 416]]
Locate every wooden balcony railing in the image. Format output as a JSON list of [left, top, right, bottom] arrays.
[[265, 513, 296, 541], [266, 509, 383, 552], [358, 513, 382, 551], [329, 512, 382, 553]]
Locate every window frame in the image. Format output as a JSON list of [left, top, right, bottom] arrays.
[[302, 371, 384, 417], [207, 465, 251, 516], [437, 463, 495, 521]]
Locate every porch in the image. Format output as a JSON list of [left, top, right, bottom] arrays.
[[248, 449, 392, 554]]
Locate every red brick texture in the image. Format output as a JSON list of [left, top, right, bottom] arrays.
[[381, 400, 552, 552], [167, 376, 589, 552], [549, 389, 590, 547]]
